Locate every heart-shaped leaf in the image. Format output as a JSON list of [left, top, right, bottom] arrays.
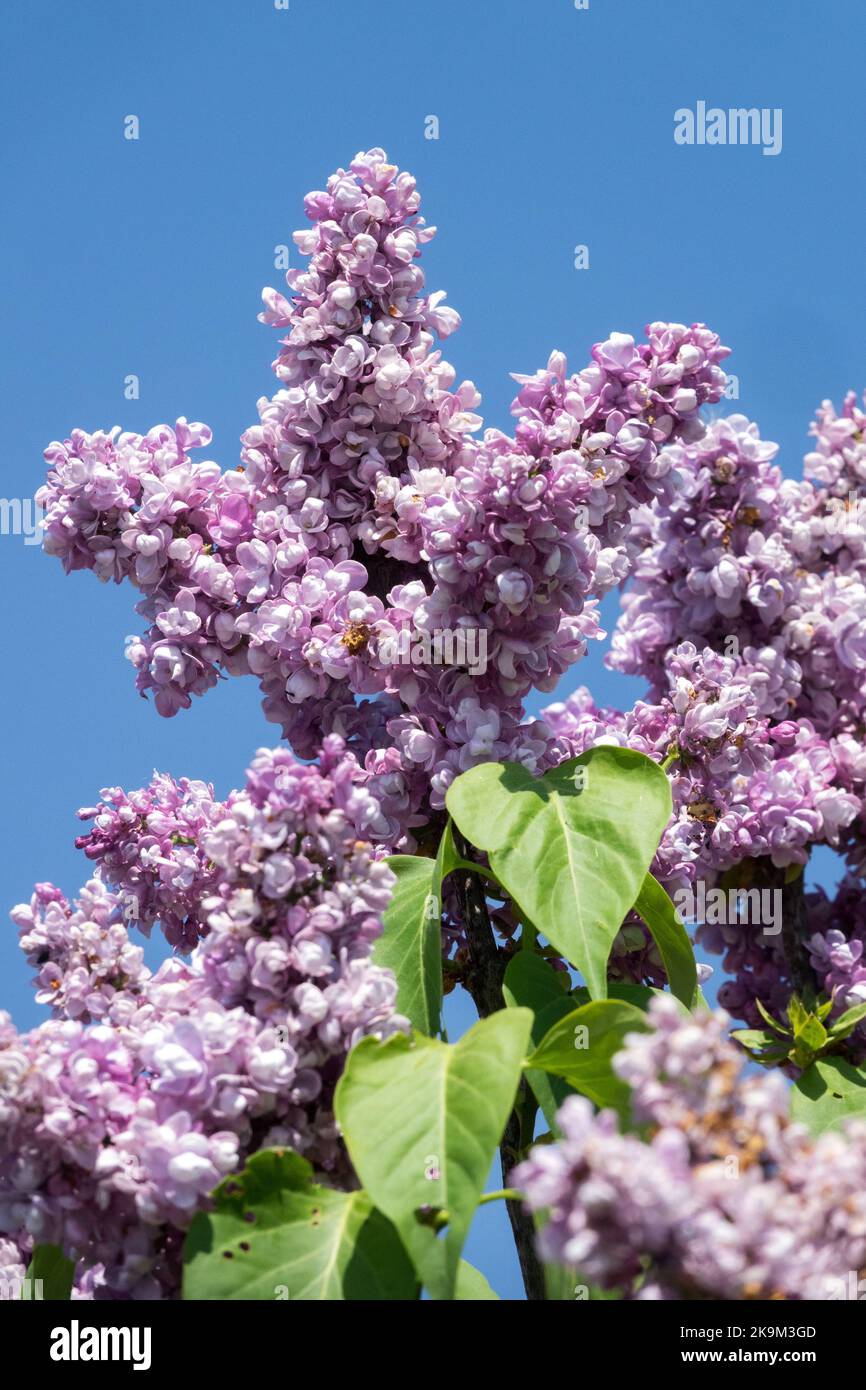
[[335, 1009, 532, 1300], [446, 748, 672, 998], [182, 1148, 417, 1300]]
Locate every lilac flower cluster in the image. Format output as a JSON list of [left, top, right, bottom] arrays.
[[609, 414, 791, 704], [608, 409, 866, 824], [589, 396, 866, 1015], [0, 989, 283, 1298], [38, 420, 245, 717], [699, 874, 866, 1041], [34, 155, 866, 974], [71, 773, 232, 951], [12, 879, 149, 1020], [37, 150, 729, 824], [514, 997, 866, 1299], [0, 739, 404, 1297]]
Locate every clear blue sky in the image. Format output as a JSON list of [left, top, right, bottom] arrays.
[[0, 0, 863, 1298]]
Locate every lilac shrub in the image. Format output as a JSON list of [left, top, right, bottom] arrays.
[[6, 149, 866, 1300]]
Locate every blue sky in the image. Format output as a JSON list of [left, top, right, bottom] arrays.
[[1, 0, 863, 1298]]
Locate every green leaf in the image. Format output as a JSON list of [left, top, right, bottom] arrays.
[[632, 872, 698, 1008], [334, 1009, 533, 1300], [691, 985, 710, 1011], [828, 1002, 866, 1039], [446, 748, 672, 999], [792, 1057, 866, 1137], [753, 1045, 793, 1067], [795, 1014, 828, 1053], [23, 1244, 75, 1300], [182, 1148, 417, 1300], [455, 1260, 500, 1300], [756, 998, 790, 1036], [787, 995, 810, 1033], [502, 950, 571, 1014], [436, 818, 464, 879], [373, 821, 481, 1037], [526, 999, 650, 1118], [374, 855, 443, 1036], [503, 952, 576, 1130], [731, 1028, 778, 1049]]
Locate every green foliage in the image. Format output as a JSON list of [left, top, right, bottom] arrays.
[[182, 1149, 417, 1300], [375, 822, 482, 1035], [502, 949, 572, 1015], [334, 1010, 532, 1300], [455, 1260, 500, 1300], [502, 951, 577, 1129], [445, 747, 672, 997], [182, 736, 838, 1302], [733, 993, 866, 1070]]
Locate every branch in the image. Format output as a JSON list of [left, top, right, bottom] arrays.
[[452, 830, 547, 1302], [453, 831, 507, 1017], [780, 866, 814, 997], [724, 858, 816, 1000]]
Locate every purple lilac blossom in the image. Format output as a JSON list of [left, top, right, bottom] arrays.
[[37, 150, 728, 824], [1, 738, 405, 1298]]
